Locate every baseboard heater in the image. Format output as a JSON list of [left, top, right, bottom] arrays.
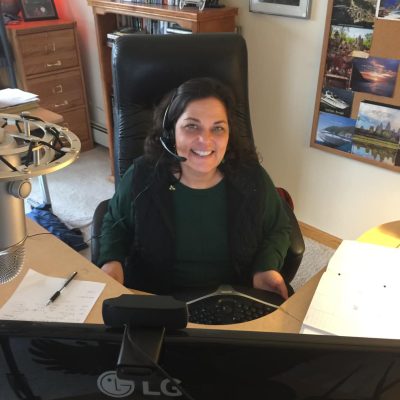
[[90, 121, 109, 147]]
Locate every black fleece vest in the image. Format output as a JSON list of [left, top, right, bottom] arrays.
[[124, 157, 267, 294]]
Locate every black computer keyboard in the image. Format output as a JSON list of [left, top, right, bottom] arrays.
[[179, 285, 283, 325]]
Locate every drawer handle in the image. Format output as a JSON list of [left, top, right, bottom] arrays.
[[54, 100, 69, 108], [46, 60, 62, 68], [52, 84, 63, 94]]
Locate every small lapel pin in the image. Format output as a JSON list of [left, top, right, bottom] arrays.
[[169, 185, 176, 191]]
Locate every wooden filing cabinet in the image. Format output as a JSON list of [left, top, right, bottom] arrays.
[[7, 20, 93, 151]]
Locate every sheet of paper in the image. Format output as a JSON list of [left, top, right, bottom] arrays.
[[0, 88, 39, 108], [302, 240, 400, 339], [0, 269, 105, 323]]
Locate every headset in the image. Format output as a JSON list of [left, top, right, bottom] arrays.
[[159, 92, 187, 162]]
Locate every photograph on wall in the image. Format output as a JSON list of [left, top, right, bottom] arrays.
[[376, 0, 400, 20], [350, 56, 400, 97], [331, 0, 378, 28], [315, 111, 356, 152], [20, 0, 58, 21], [324, 25, 373, 89], [325, 25, 373, 89], [352, 101, 400, 166], [320, 87, 354, 117], [249, 0, 311, 18]]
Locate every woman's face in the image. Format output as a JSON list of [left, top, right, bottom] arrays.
[[174, 97, 229, 180]]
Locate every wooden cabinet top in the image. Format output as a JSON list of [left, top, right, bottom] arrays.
[[87, 0, 238, 22], [6, 19, 76, 34]]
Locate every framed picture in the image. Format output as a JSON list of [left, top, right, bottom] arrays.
[[19, 0, 58, 21], [249, 0, 312, 19]]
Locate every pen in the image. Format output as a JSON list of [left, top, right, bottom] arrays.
[[46, 271, 78, 306]]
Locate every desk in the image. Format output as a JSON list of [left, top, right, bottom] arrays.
[[1, 106, 63, 125], [1, 218, 321, 331], [357, 220, 400, 248], [1, 219, 134, 324]]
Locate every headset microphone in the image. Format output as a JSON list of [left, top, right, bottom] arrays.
[[159, 137, 187, 162]]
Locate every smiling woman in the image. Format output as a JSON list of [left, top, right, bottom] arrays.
[[98, 77, 292, 301], [174, 97, 229, 188]]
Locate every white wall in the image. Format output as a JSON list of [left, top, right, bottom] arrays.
[[63, 0, 400, 240], [225, 0, 400, 240], [54, 0, 106, 131]]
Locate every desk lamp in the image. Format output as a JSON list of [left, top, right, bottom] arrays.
[[0, 112, 80, 283]]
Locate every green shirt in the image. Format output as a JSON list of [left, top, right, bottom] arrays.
[[98, 163, 291, 288], [173, 180, 234, 288]]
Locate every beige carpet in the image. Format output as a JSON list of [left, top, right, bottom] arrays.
[[26, 145, 334, 291]]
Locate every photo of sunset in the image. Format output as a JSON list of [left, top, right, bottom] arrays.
[[350, 57, 400, 97]]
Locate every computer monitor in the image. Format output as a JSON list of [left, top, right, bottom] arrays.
[[1, 320, 400, 400]]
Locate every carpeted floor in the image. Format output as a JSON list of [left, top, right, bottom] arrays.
[[26, 145, 335, 291]]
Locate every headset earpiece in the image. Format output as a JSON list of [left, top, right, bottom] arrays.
[[159, 91, 186, 162], [162, 102, 174, 145]]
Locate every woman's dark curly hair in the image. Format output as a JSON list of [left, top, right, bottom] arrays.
[[144, 77, 259, 174]]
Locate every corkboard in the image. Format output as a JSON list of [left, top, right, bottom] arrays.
[[310, 0, 400, 172]]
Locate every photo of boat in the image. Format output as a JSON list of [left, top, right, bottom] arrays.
[[377, 0, 400, 20], [350, 56, 400, 97], [319, 129, 352, 147], [386, 9, 400, 18], [321, 90, 349, 110], [316, 112, 356, 153], [319, 86, 353, 117]]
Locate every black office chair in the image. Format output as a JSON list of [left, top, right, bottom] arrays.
[[91, 33, 305, 286]]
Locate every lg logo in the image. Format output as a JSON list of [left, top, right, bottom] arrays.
[[97, 370, 182, 398]]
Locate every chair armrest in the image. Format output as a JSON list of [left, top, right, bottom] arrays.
[[281, 200, 305, 283], [91, 199, 110, 266]]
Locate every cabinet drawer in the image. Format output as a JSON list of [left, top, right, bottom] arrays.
[[18, 28, 78, 75], [60, 107, 93, 151], [27, 70, 85, 112]]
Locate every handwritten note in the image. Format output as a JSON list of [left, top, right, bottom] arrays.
[[0, 269, 105, 323], [302, 240, 400, 339]]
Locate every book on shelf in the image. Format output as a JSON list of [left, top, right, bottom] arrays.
[[107, 19, 185, 47], [165, 23, 192, 35], [117, 0, 176, 4]]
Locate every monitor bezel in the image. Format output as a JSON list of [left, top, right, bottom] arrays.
[[1, 319, 400, 354]]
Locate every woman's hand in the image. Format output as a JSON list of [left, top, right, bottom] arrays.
[[253, 270, 288, 300], [101, 261, 124, 285]]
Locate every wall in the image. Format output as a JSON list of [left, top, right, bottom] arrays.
[[58, 0, 400, 240], [224, 0, 400, 240], [54, 0, 108, 146]]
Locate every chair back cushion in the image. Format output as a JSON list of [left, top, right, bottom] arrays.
[[111, 33, 253, 183]]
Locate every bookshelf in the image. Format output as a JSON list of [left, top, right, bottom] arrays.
[[87, 0, 238, 176]]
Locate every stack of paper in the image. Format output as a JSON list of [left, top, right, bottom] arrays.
[[0, 269, 105, 323], [0, 88, 39, 113], [302, 240, 400, 339]]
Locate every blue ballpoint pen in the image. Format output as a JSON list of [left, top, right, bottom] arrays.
[[46, 271, 78, 306]]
